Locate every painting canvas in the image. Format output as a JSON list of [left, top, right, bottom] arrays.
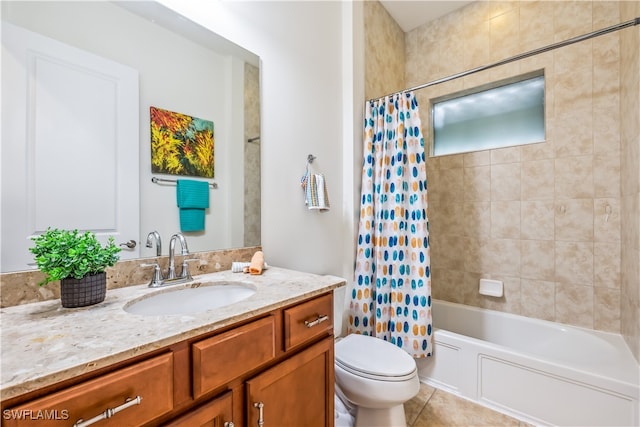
[[150, 106, 214, 178]]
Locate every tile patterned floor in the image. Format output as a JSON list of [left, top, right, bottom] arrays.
[[405, 383, 533, 427]]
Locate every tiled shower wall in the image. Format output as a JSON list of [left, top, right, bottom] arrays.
[[365, 0, 638, 356], [620, 1, 640, 362], [407, 0, 626, 332]]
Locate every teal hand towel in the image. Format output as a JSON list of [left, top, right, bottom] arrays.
[[176, 179, 210, 232]]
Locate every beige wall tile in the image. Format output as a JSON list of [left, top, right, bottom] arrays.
[[593, 91, 621, 155], [439, 154, 464, 170], [555, 199, 594, 242], [364, 1, 405, 100], [489, 9, 520, 61], [438, 199, 465, 237], [464, 19, 491, 69], [593, 1, 620, 28], [432, 268, 466, 304], [429, 232, 443, 268], [491, 201, 521, 239], [553, 102, 594, 157], [491, 163, 521, 201], [430, 267, 445, 300], [463, 271, 483, 307], [521, 200, 554, 240], [555, 156, 594, 199], [464, 201, 491, 239], [521, 279, 555, 321], [464, 166, 491, 201], [594, 241, 621, 289], [438, 13, 466, 78], [594, 287, 621, 332], [594, 153, 621, 197], [439, 168, 464, 201], [482, 275, 521, 314], [521, 159, 555, 200], [519, 0, 554, 51], [554, 43, 593, 157], [402, 0, 629, 335], [594, 198, 621, 242], [553, 1, 593, 41], [491, 146, 521, 164], [521, 239, 555, 282], [463, 237, 483, 274], [438, 235, 465, 271], [521, 139, 555, 161], [555, 241, 594, 285], [487, 239, 520, 276], [555, 282, 594, 328], [463, 150, 491, 167]]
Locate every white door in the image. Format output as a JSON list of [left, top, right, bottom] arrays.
[[1, 22, 140, 272]]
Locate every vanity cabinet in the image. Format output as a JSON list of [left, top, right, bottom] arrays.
[[2, 292, 335, 427], [3, 353, 174, 427]]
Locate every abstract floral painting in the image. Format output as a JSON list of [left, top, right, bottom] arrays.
[[150, 106, 214, 178]]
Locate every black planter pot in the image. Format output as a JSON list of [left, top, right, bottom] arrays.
[[60, 272, 107, 308]]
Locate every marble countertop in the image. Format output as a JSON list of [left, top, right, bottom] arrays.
[[0, 267, 346, 401]]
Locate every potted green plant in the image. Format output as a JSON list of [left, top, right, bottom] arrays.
[[30, 228, 121, 308]]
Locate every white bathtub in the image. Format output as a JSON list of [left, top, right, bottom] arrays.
[[417, 300, 640, 426]]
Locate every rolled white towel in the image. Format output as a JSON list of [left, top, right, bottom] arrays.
[[231, 262, 250, 273], [231, 261, 269, 273]]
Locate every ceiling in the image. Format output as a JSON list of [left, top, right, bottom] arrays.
[[379, 0, 474, 33]]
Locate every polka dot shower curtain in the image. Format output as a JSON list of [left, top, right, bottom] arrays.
[[348, 92, 433, 358]]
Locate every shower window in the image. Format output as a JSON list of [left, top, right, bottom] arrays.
[[430, 70, 545, 156]]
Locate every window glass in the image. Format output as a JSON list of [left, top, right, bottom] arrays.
[[431, 72, 545, 156]]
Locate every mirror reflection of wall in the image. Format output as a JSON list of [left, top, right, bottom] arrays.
[[244, 63, 261, 247], [0, 1, 261, 273]]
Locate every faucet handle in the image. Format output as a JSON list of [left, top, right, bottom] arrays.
[[140, 262, 164, 287], [179, 258, 199, 280], [179, 258, 199, 279]]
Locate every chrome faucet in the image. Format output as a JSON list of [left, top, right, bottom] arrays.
[[145, 230, 162, 256], [167, 233, 190, 280]]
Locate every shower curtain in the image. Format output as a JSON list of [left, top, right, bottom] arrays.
[[348, 92, 433, 358]]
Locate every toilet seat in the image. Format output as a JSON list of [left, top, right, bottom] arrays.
[[335, 334, 417, 382]]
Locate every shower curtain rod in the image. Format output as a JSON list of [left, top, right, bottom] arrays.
[[368, 17, 640, 102]]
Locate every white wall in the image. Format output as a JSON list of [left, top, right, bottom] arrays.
[[156, 0, 365, 333], [158, 1, 356, 273]]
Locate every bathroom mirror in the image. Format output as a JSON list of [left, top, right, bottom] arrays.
[[1, 1, 261, 273]]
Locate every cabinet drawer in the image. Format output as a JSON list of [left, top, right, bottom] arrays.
[[284, 293, 333, 351], [192, 316, 275, 399], [4, 353, 173, 427], [165, 391, 233, 427]]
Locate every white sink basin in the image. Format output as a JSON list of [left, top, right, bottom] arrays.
[[124, 282, 256, 316]]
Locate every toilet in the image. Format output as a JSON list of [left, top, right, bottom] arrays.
[[334, 334, 420, 427]]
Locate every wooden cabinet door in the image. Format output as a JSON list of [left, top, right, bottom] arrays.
[[165, 391, 233, 427], [246, 337, 334, 427]]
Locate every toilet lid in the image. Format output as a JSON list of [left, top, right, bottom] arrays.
[[335, 334, 417, 380]]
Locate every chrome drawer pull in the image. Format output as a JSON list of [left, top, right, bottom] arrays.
[[224, 422, 235, 427], [254, 402, 264, 427], [73, 396, 142, 427], [304, 314, 329, 328]]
